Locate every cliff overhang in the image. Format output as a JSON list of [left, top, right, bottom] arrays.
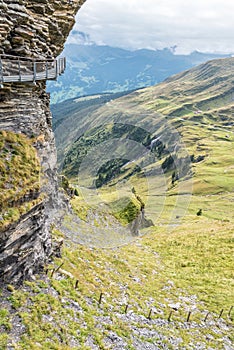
[[0, 0, 86, 284]]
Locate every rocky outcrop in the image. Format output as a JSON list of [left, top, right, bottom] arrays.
[[0, 0, 85, 283], [0, 203, 48, 282], [0, 0, 85, 59]]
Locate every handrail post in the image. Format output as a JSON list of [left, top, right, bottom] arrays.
[[46, 61, 48, 79], [33, 61, 36, 82], [55, 59, 58, 78], [0, 58, 3, 86], [18, 59, 21, 82]]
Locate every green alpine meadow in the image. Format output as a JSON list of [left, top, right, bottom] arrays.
[[2, 57, 232, 349]]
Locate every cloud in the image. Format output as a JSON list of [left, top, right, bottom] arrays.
[[68, 0, 234, 54]]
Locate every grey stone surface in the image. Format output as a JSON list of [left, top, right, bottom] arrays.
[[0, 0, 85, 283]]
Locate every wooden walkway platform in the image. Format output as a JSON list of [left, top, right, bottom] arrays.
[[0, 55, 66, 86]]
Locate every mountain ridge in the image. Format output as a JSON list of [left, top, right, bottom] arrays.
[[47, 44, 231, 103], [53, 56, 234, 180], [52, 56, 234, 234]]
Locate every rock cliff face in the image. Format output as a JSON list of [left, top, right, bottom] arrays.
[[0, 0, 85, 58], [0, 0, 85, 283]]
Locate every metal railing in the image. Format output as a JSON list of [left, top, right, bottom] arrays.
[[0, 55, 66, 85]]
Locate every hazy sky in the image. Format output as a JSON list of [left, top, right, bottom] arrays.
[[68, 0, 234, 54]]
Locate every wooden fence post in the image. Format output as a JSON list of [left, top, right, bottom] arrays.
[[168, 310, 173, 322], [148, 309, 153, 320], [204, 312, 210, 322], [98, 292, 103, 306], [186, 311, 192, 322], [218, 309, 224, 319]]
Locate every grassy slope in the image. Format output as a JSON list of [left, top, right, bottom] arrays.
[[57, 57, 234, 223], [55, 58, 234, 186], [0, 131, 41, 231], [0, 220, 233, 349], [0, 58, 233, 349], [52, 91, 135, 168]]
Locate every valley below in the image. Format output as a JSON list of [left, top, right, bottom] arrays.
[[1, 56, 234, 349]]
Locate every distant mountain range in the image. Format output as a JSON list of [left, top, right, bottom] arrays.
[[47, 44, 230, 104]]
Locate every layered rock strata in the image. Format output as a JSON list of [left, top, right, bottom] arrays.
[[0, 0, 85, 283], [0, 0, 85, 58]]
